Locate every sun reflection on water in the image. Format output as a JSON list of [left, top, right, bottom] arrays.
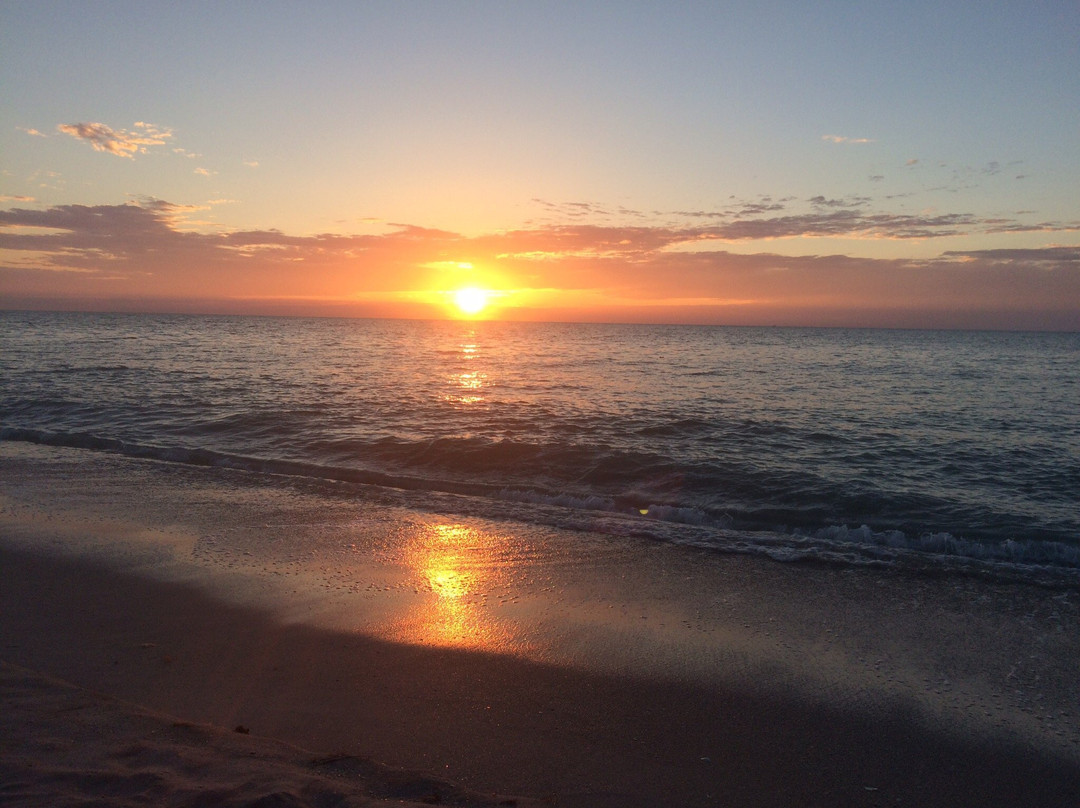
[[444, 335, 487, 405], [393, 522, 523, 653]]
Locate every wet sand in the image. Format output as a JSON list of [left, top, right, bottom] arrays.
[[2, 443, 1079, 806]]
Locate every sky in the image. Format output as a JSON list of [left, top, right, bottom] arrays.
[[1, 1, 1078, 330]]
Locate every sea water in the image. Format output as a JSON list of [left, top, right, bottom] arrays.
[[2, 310, 1077, 581]]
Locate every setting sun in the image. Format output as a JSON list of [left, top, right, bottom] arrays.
[[453, 287, 491, 315]]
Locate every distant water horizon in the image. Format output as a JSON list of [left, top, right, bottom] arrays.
[[2, 301, 1078, 334], [2, 310, 1077, 582]]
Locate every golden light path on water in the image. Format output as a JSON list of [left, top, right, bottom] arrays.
[[390, 522, 530, 654], [444, 333, 485, 406], [371, 329, 537, 654]]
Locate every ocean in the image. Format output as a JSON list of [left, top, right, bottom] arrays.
[[2, 310, 1078, 583]]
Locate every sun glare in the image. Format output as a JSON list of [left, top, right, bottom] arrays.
[[454, 286, 491, 315]]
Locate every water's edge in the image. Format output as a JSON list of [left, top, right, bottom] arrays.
[[5, 431, 1077, 589]]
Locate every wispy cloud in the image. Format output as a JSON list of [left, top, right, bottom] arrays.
[[943, 246, 1080, 263], [530, 198, 648, 222], [56, 121, 173, 158], [28, 169, 63, 190], [822, 135, 875, 144], [194, 167, 217, 177], [808, 195, 870, 209], [528, 194, 1017, 241], [689, 211, 980, 241], [673, 197, 788, 220], [982, 221, 1080, 235], [19, 127, 47, 138], [539, 208, 1008, 244]]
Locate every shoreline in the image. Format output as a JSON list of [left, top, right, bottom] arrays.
[[3, 443, 1079, 806]]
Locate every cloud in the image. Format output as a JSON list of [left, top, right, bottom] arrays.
[[194, 167, 217, 177], [56, 121, 173, 158], [0, 202, 463, 284], [942, 246, 1080, 264], [822, 135, 875, 144], [808, 196, 870, 209], [527, 195, 1023, 241], [0, 200, 1052, 268], [675, 197, 787, 219], [243, 159, 259, 168], [981, 220, 1080, 235], [530, 198, 641, 222], [695, 210, 981, 241], [28, 169, 63, 190], [2, 199, 1077, 330], [19, 127, 47, 137], [0, 195, 36, 203]]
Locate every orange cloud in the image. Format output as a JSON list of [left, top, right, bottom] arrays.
[[2, 200, 1078, 330], [822, 134, 875, 144], [57, 121, 172, 158]]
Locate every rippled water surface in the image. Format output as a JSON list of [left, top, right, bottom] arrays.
[[2, 311, 1077, 572]]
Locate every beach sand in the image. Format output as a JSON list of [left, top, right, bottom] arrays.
[[1, 659, 542, 808], [2, 443, 1079, 807]]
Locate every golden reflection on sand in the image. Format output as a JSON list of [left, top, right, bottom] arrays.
[[393, 522, 523, 653]]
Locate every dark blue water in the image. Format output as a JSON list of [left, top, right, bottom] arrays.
[[2, 310, 1077, 573]]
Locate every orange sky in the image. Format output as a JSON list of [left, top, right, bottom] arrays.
[[1, 199, 1078, 330], [2, 4, 1078, 330]]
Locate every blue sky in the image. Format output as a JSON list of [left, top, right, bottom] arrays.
[[2, 1, 1078, 327]]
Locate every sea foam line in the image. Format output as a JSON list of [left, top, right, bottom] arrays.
[[3, 425, 1077, 578]]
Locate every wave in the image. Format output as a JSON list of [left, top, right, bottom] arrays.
[[6, 425, 1075, 586], [0, 426, 504, 498], [497, 485, 1080, 574], [800, 523, 1080, 569]]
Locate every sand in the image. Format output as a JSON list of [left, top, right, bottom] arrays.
[[1, 660, 540, 808], [2, 443, 1079, 807]]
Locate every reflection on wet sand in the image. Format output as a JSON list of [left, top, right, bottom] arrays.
[[391, 522, 527, 654]]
